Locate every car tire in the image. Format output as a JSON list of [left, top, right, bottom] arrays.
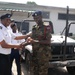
[[66, 66, 75, 75]]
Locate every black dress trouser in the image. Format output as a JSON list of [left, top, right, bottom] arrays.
[[10, 48, 21, 75], [0, 54, 11, 75]]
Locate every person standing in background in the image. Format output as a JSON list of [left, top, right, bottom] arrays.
[[10, 23, 25, 75], [8, 19, 15, 33]]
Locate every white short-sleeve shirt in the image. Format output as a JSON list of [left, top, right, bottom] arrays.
[[0, 23, 12, 55], [0, 30, 4, 42]]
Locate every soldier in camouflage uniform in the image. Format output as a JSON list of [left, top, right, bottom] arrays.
[[26, 11, 52, 75]]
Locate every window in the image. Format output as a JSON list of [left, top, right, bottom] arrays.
[[15, 21, 29, 34], [58, 13, 75, 20]]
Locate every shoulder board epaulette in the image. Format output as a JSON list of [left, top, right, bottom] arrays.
[[0, 26, 2, 29], [43, 22, 49, 26]]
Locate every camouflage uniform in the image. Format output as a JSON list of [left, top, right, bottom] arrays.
[[30, 22, 52, 75]]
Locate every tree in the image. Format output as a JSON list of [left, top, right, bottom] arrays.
[[26, 1, 37, 5]]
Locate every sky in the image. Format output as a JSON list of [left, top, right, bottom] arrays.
[[0, 0, 75, 8]]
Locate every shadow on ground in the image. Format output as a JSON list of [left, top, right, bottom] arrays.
[[48, 67, 70, 75], [21, 62, 70, 75]]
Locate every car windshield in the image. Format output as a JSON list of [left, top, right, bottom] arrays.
[[60, 22, 75, 39]]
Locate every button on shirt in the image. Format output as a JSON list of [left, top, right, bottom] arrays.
[[0, 23, 16, 55]]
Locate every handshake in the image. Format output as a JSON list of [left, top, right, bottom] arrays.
[[18, 37, 39, 50], [17, 37, 34, 50]]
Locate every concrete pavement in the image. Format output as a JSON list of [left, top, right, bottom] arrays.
[[12, 60, 69, 75], [12, 60, 25, 75]]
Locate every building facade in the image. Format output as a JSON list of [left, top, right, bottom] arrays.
[[0, 2, 75, 34]]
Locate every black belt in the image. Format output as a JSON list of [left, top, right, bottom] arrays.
[[0, 54, 10, 57]]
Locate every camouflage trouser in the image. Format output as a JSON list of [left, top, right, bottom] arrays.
[[29, 48, 51, 75], [29, 59, 49, 75]]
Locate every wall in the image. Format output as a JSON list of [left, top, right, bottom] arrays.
[[0, 5, 75, 34]]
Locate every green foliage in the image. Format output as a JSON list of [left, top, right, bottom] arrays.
[[26, 1, 37, 5]]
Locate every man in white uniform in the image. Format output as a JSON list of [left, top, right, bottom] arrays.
[[0, 13, 29, 75]]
